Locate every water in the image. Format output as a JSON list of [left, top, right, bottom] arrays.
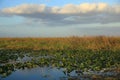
[[0, 66, 119, 80], [1, 67, 67, 80]]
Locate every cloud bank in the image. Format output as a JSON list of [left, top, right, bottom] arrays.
[[1, 3, 120, 25]]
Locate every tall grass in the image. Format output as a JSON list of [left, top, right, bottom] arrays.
[[0, 36, 120, 51]]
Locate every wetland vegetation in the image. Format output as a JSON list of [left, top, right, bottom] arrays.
[[0, 36, 120, 80]]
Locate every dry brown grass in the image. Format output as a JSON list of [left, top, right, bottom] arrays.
[[0, 36, 120, 51]]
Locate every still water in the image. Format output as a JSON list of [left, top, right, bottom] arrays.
[[1, 67, 75, 80], [1, 66, 119, 80]]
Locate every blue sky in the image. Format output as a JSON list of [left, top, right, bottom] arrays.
[[0, 0, 120, 37]]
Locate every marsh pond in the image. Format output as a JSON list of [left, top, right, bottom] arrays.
[[0, 49, 120, 80], [0, 37, 120, 80]]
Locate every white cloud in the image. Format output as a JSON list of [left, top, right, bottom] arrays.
[[1, 3, 120, 25], [58, 4, 78, 14], [97, 3, 108, 12], [2, 3, 120, 14], [2, 4, 47, 14]]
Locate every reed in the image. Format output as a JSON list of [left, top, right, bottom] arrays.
[[0, 36, 120, 51]]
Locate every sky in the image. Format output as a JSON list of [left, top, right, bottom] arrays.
[[0, 0, 120, 37]]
